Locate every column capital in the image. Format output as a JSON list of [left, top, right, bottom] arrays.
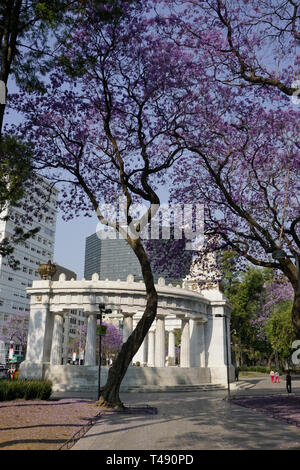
[[123, 312, 135, 318], [190, 315, 207, 324], [53, 311, 64, 317], [156, 313, 166, 320]]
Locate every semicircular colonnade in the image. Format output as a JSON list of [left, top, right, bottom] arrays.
[[20, 273, 234, 390]]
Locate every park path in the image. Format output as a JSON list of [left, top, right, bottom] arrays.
[[70, 377, 300, 450]]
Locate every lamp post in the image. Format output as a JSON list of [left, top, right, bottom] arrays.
[[97, 303, 112, 401], [215, 314, 230, 399]]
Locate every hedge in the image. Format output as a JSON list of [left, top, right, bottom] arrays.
[[0, 380, 52, 401]]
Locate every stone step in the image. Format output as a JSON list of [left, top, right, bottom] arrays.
[[120, 384, 226, 393], [230, 380, 256, 390], [52, 383, 227, 393]]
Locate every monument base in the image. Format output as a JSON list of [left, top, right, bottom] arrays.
[[19, 362, 234, 392]]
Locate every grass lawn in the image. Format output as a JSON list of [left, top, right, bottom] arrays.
[[239, 371, 268, 378]]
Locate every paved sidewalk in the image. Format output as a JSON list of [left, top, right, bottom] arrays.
[[69, 377, 300, 450]]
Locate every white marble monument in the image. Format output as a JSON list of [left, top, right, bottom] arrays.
[[20, 268, 234, 391]]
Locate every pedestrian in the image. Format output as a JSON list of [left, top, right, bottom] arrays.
[[14, 366, 19, 380], [286, 371, 292, 394], [275, 371, 280, 383], [10, 367, 15, 381], [235, 366, 239, 381], [270, 370, 275, 383]]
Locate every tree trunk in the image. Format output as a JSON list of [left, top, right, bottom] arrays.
[[0, 0, 22, 137], [267, 351, 275, 369], [96, 238, 158, 409], [274, 349, 279, 370]]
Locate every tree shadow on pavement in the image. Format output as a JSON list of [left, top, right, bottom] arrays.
[[74, 391, 300, 450]]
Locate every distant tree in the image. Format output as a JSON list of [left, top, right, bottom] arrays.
[[266, 300, 296, 363], [251, 276, 295, 367], [0, 135, 39, 268], [74, 321, 123, 360], [224, 264, 269, 366], [0, 311, 29, 357]]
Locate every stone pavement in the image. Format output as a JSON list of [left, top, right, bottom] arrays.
[[65, 376, 300, 451]]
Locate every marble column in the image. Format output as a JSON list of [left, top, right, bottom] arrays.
[[62, 313, 70, 364], [189, 319, 199, 367], [180, 318, 190, 367], [168, 330, 176, 366], [50, 313, 63, 365], [147, 330, 155, 367], [199, 321, 206, 367], [140, 336, 148, 365], [155, 316, 165, 367], [133, 335, 148, 365], [85, 313, 97, 366], [189, 319, 206, 367], [25, 293, 53, 364], [123, 313, 134, 343]]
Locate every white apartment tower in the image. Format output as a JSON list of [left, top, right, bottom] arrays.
[[0, 176, 59, 360]]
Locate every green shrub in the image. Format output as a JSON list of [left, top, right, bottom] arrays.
[[0, 381, 9, 401], [0, 380, 52, 401]]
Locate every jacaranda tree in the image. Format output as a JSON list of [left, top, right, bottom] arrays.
[[10, 0, 193, 407], [8, 0, 300, 406], [153, 0, 300, 336]]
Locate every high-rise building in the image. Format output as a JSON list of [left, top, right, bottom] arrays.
[[0, 176, 59, 359], [84, 232, 186, 284], [84, 233, 144, 282], [52, 264, 77, 281]]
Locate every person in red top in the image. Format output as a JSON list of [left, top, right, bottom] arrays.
[[14, 366, 19, 380], [10, 367, 15, 381]]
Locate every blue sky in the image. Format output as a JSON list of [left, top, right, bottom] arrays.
[[53, 213, 99, 278]]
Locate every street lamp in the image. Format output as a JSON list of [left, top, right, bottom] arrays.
[[97, 303, 112, 401], [215, 314, 230, 399]]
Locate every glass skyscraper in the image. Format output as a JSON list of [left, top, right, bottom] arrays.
[[84, 233, 144, 281], [84, 233, 187, 283]]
